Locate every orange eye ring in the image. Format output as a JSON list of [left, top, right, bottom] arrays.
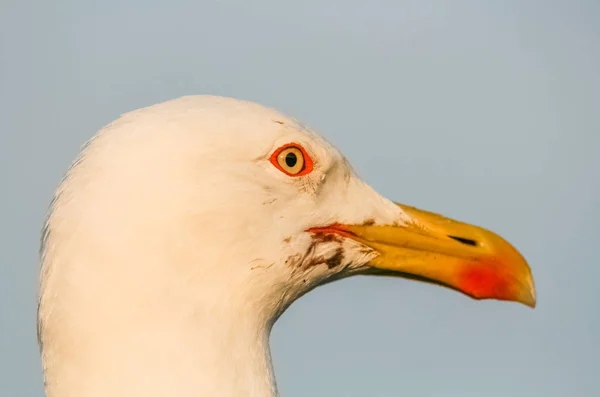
[[269, 143, 314, 177]]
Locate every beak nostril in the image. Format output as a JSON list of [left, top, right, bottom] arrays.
[[448, 235, 478, 247]]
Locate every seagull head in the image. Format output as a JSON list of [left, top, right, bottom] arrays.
[[38, 96, 535, 397]]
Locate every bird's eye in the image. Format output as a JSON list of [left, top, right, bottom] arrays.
[[269, 143, 313, 176]]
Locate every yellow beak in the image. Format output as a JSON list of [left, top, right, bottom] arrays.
[[309, 203, 536, 308]]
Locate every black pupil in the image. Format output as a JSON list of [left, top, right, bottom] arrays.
[[285, 152, 298, 168]]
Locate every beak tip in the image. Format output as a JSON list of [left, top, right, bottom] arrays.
[[521, 294, 537, 309], [524, 288, 537, 309], [512, 279, 536, 308], [523, 272, 537, 308]]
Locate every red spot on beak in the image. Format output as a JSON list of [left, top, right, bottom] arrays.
[[458, 260, 513, 301]]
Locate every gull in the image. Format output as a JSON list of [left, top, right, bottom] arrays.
[[38, 95, 536, 397]]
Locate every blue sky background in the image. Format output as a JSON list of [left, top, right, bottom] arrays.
[[1, 1, 599, 396]]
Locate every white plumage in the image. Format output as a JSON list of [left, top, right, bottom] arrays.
[[38, 96, 535, 397]]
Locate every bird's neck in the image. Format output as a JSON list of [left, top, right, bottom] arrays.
[[44, 303, 278, 397], [41, 271, 280, 397]]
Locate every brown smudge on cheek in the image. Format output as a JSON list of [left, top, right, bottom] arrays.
[[286, 230, 350, 271], [325, 248, 344, 269], [311, 232, 343, 244], [363, 218, 375, 226], [297, 234, 346, 270], [283, 236, 291, 243], [273, 120, 285, 125]]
